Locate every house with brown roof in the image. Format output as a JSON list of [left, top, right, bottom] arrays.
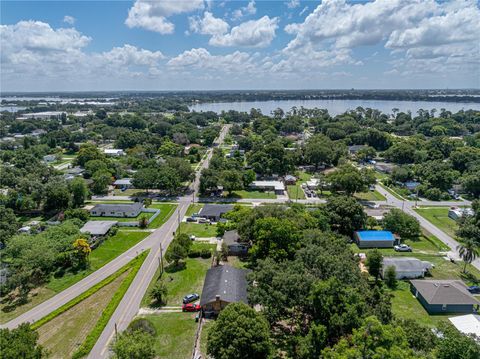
[[410, 280, 480, 314]]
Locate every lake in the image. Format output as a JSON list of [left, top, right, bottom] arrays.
[[190, 99, 480, 116]]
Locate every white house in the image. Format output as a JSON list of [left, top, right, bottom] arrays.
[[250, 180, 285, 195], [104, 149, 125, 157], [382, 257, 433, 279]]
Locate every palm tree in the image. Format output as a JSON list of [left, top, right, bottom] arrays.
[[457, 239, 479, 273]]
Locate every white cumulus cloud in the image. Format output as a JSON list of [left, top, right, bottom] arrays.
[[210, 16, 279, 48], [125, 0, 204, 34], [189, 11, 229, 36], [63, 15, 76, 25]]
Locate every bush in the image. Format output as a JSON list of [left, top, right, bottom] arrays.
[[385, 266, 397, 289], [188, 249, 201, 258], [200, 248, 212, 258], [64, 208, 90, 222], [423, 188, 443, 201], [128, 318, 156, 336]]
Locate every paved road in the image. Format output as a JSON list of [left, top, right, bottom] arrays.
[[88, 124, 231, 358], [1, 125, 230, 334]]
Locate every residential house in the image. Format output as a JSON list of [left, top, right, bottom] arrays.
[[43, 154, 57, 163], [80, 221, 117, 236], [104, 149, 125, 157], [250, 180, 285, 195], [410, 280, 480, 314], [90, 203, 143, 218], [198, 204, 233, 222], [448, 207, 474, 220], [354, 230, 396, 248], [374, 162, 395, 174], [382, 257, 433, 279], [284, 175, 297, 185], [113, 178, 134, 189], [200, 265, 248, 317], [222, 230, 248, 256]]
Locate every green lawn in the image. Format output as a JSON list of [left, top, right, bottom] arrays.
[[186, 204, 204, 217], [191, 242, 217, 253], [113, 188, 149, 196], [148, 204, 177, 228], [297, 171, 312, 181], [287, 185, 306, 200], [414, 207, 459, 238], [142, 257, 211, 307], [379, 183, 406, 200], [142, 313, 198, 359], [354, 190, 386, 201], [227, 190, 276, 199], [200, 319, 214, 357], [0, 231, 148, 323], [179, 222, 218, 238]]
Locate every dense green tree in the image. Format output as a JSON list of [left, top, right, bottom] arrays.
[[132, 168, 157, 192], [384, 266, 397, 289], [327, 164, 375, 195], [207, 303, 271, 359], [305, 135, 335, 169], [91, 170, 112, 195], [396, 319, 438, 355], [0, 323, 46, 359], [112, 330, 156, 359], [325, 196, 366, 236], [69, 177, 88, 207], [366, 249, 383, 279], [0, 206, 19, 244], [462, 170, 480, 198], [76, 143, 104, 167], [164, 242, 187, 267], [156, 166, 181, 194], [436, 323, 480, 359], [384, 142, 416, 164], [150, 280, 168, 305], [322, 316, 417, 359], [220, 170, 244, 195], [44, 179, 70, 212], [383, 209, 421, 240], [457, 239, 479, 274], [166, 157, 193, 182]]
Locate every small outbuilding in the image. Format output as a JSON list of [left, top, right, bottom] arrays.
[[200, 265, 248, 317], [90, 203, 143, 218], [449, 314, 480, 337], [382, 257, 433, 279], [198, 204, 233, 222], [354, 230, 396, 248], [284, 175, 297, 185], [80, 221, 117, 236], [250, 180, 285, 195], [113, 178, 133, 189], [222, 230, 248, 256], [410, 280, 480, 314]]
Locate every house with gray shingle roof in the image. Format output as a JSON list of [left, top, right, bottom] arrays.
[[382, 257, 433, 279], [200, 265, 248, 317], [90, 203, 143, 218], [410, 280, 480, 314], [222, 230, 248, 256]]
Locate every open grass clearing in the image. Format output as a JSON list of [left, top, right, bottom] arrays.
[[37, 271, 128, 358], [112, 188, 149, 196], [354, 190, 386, 201], [287, 185, 306, 200], [0, 231, 148, 323], [142, 313, 198, 359], [180, 222, 217, 238], [200, 319, 214, 357], [186, 203, 204, 217], [142, 257, 211, 308], [414, 207, 459, 238], [147, 203, 177, 228], [297, 171, 312, 182]]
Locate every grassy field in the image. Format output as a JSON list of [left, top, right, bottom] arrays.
[[200, 319, 214, 357], [142, 257, 211, 307], [414, 207, 459, 238], [179, 222, 218, 238], [148, 203, 177, 228], [0, 231, 148, 323], [112, 188, 148, 196], [186, 204, 204, 217], [287, 185, 306, 200], [142, 313, 198, 359], [227, 190, 276, 199], [354, 190, 386, 201], [297, 171, 312, 181], [37, 271, 128, 358]]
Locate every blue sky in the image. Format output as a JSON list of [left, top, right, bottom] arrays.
[[1, 0, 479, 91]]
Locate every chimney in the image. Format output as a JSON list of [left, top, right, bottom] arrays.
[[215, 295, 220, 302]]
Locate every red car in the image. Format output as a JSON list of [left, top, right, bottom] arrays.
[[182, 303, 201, 312]]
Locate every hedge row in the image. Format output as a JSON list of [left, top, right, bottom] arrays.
[[71, 250, 149, 359]]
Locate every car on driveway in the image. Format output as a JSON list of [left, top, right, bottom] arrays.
[[186, 217, 196, 222], [182, 303, 201, 312], [468, 286, 480, 294], [394, 244, 412, 252], [183, 293, 200, 304]]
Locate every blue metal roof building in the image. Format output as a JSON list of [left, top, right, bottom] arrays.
[[354, 230, 396, 248]]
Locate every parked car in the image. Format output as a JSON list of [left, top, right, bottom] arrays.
[[198, 218, 210, 224], [468, 286, 480, 294], [186, 217, 196, 222], [394, 244, 412, 252], [183, 293, 200, 304], [189, 235, 196, 241], [182, 303, 201, 312]]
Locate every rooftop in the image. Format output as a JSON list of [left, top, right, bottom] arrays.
[[251, 180, 285, 191], [200, 265, 248, 306], [449, 314, 480, 337], [356, 230, 395, 241], [383, 257, 432, 272], [80, 221, 117, 236], [91, 202, 143, 212], [411, 280, 480, 305], [199, 204, 233, 218], [222, 230, 241, 246], [113, 178, 133, 186]]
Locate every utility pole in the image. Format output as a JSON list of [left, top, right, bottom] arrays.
[[115, 323, 118, 341], [159, 243, 164, 276]]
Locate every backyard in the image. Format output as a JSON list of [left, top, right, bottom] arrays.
[[179, 222, 218, 238], [287, 184, 306, 200], [226, 190, 276, 199]]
